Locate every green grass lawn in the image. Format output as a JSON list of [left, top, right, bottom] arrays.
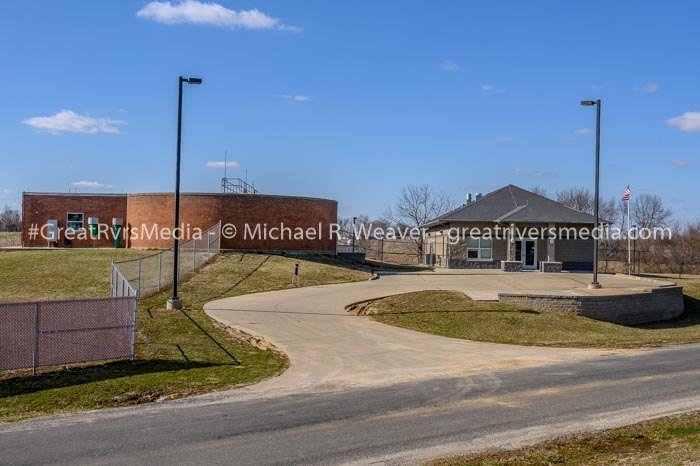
[[430, 410, 700, 465], [368, 278, 700, 348], [0, 251, 370, 422], [0, 249, 152, 301]]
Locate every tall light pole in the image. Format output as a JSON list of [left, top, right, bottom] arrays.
[[581, 99, 602, 289], [167, 76, 202, 311], [352, 216, 357, 253]]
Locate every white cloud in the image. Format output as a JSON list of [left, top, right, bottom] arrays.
[[481, 84, 506, 95], [592, 84, 604, 91], [69, 181, 113, 190], [634, 83, 659, 94], [2, 188, 12, 195], [441, 60, 459, 72], [669, 158, 691, 167], [206, 160, 239, 169], [496, 136, 512, 143], [575, 128, 592, 136], [666, 112, 700, 133], [282, 94, 311, 102], [136, 1, 300, 32], [513, 168, 557, 177], [514, 168, 544, 177], [23, 110, 124, 135]]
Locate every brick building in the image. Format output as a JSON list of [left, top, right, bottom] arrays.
[[22, 192, 338, 253]]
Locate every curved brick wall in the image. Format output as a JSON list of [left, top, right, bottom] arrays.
[[126, 193, 337, 252]]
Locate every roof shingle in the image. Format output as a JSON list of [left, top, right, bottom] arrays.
[[425, 185, 597, 226]]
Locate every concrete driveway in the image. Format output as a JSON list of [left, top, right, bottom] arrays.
[[204, 272, 641, 395]]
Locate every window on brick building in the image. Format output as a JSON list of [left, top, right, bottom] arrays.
[[66, 212, 84, 231]]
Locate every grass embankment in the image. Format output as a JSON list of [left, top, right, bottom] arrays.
[[430, 410, 700, 465], [0, 249, 150, 301], [0, 251, 370, 422], [368, 278, 700, 348]]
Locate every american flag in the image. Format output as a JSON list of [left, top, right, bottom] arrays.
[[622, 186, 631, 201]]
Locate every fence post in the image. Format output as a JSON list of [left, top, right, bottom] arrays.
[[110, 260, 115, 297], [130, 297, 137, 360], [137, 258, 142, 296], [192, 239, 196, 272], [158, 252, 162, 290], [32, 302, 40, 376]]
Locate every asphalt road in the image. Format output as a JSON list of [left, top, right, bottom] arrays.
[[2, 344, 700, 465], [0, 273, 694, 465]]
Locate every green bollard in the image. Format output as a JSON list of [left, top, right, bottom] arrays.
[[112, 218, 123, 248]]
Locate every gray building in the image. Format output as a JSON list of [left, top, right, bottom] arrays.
[[423, 185, 598, 271]]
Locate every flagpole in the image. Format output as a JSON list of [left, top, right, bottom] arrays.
[[627, 197, 631, 275]]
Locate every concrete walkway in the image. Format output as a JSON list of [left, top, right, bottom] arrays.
[[204, 272, 647, 395]]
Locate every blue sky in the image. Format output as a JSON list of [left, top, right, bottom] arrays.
[[1, 1, 698, 219]]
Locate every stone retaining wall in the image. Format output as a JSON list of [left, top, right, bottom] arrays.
[[540, 261, 563, 273], [498, 285, 684, 325], [448, 259, 501, 269], [501, 261, 522, 272]]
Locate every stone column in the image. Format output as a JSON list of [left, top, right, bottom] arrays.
[[547, 222, 556, 261], [508, 223, 517, 261]]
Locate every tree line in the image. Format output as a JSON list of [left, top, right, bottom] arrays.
[[531, 186, 698, 276], [0, 205, 21, 232]]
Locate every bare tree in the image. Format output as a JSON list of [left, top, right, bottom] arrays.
[[656, 220, 700, 278], [336, 217, 352, 241], [530, 186, 550, 198], [555, 188, 629, 269], [384, 184, 455, 256], [598, 197, 626, 271], [632, 194, 672, 229], [556, 187, 594, 213], [556, 187, 625, 226], [385, 185, 455, 228], [600, 197, 624, 228], [0, 205, 21, 247], [337, 215, 389, 249], [0, 205, 21, 232]]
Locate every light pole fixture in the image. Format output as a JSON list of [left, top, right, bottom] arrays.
[[580, 99, 602, 289], [167, 76, 202, 311], [352, 216, 357, 253]]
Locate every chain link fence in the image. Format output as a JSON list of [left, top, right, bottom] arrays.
[[111, 221, 221, 299], [337, 237, 422, 265], [599, 247, 700, 278], [0, 297, 137, 373], [0, 231, 21, 248], [2, 222, 221, 373]]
